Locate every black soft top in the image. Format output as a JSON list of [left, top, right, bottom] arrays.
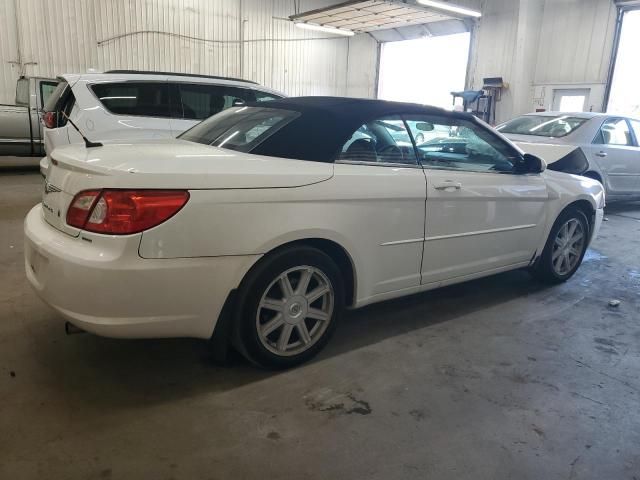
[[249, 96, 477, 162]]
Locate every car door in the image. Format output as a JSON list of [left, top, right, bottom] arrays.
[[404, 115, 548, 286], [583, 117, 640, 195], [333, 116, 427, 297]]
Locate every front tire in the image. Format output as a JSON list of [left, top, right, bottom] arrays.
[[530, 208, 589, 284], [233, 246, 344, 369]]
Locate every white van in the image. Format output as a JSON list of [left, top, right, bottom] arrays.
[[41, 70, 284, 175]]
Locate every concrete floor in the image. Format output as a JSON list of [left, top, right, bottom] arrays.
[[1, 169, 639, 480]]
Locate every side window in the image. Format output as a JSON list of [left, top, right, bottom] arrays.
[[91, 82, 171, 117], [255, 91, 280, 102], [176, 84, 270, 120], [39, 81, 59, 108], [405, 114, 520, 173], [338, 116, 417, 165], [178, 84, 225, 120], [627, 119, 640, 146], [595, 118, 633, 146]]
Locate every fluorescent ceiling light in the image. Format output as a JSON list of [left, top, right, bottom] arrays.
[[295, 22, 355, 36], [417, 0, 482, 18]]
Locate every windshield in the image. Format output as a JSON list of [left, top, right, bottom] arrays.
[[179, 106, 299, 153], [496, 115, 589, 138]]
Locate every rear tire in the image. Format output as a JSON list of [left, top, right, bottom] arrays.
[[530, 208, 589, 284], [233, 246, 344, 369]]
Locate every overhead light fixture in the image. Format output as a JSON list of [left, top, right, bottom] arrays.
[[417, 0, 482, 18], [295, 22, 355, 37]]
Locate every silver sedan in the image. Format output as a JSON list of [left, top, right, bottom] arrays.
[[497, 112, 640, 201]]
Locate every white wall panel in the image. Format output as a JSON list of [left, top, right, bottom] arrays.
[[535, 0, 617, 85], [467, 0, 618, 122], [0, 0, 357, 103]]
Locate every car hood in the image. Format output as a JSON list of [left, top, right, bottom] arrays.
[[49, 139, 334, 190]]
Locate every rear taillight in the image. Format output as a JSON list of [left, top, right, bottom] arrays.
[[43, 111, 56, 129], [66, 190, 189, 234]]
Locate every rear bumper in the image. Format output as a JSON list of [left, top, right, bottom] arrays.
[[24, 204, 259, 339]]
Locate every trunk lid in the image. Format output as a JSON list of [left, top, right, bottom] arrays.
[[42, 139, 334, 234]]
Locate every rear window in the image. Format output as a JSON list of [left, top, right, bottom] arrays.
[[496, 115, 589, 138], [39, 81, 59, 108], [91, 82, 171, 117], [43, 81, 75, 128], [179, 106, 299, 153], [43, 81, 69, 112]]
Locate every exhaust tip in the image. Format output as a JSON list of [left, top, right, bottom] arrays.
[[65, 322, 85, 335]]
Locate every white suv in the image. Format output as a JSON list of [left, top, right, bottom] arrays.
[[40, 70, 284, 175]]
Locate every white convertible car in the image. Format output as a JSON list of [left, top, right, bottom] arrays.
[[25, 97, 605, 368]]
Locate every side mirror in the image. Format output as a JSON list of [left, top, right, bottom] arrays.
[[523, 153, 546, 174]]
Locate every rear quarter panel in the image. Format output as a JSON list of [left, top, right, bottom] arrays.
[[139, 165, 427, 303]]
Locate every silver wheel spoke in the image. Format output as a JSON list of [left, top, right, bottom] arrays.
[[296, 269, 313, 295], [554, 255, 563, 271], [568, 246, 580, 257], [307, 308, 329, 322], [261, 313, 284, 337], [279, 274, 294, 300], [296, 322, 311, 345], [567, 220, 577, 239], [277, 324, 294, 351], [570, 232, 584, 245], [552, 247, 563, 260], [261, 298, 284, 312], [306, 286, 330, 304]]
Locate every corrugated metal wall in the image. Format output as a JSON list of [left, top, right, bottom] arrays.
[[468, 0, 618, 122], [534, 0, 617, 85], [0, 0, 622, 119], [0, 0, 352, 104]]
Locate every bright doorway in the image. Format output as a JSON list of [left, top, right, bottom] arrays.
[[552, 88, 589, 112], [377, 32, 471, 110], [607, 9, 640, 116]]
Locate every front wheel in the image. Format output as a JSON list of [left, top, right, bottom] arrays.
[[233, 246, 344, 369], [530, 208, 590, 283]]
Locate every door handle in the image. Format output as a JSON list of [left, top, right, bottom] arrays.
[[433, 181, 462, 190], [595, 151, 607, 157]]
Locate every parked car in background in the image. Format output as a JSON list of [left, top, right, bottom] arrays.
[[0, 76, 58, 157], [26, 97, 604, 368], [40, 70, 284, 175], [497, 112, 640, 201]]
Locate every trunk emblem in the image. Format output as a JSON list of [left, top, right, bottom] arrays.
[[44, 182, 61, 195]]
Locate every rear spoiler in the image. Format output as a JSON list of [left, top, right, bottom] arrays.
[[514, 142, 589, 175]]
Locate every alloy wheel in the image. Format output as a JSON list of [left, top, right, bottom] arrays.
[[551, 218, 585, 276], [256, 266, 334, 357]]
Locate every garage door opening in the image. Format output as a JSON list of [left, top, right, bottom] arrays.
[[607, 9, 640, 116], [377, 32, 470, 110]]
